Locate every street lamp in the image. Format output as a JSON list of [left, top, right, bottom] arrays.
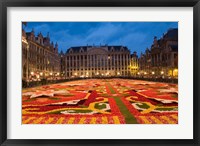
[[173, 69, 178, 77], [50, 72, 53, 80]]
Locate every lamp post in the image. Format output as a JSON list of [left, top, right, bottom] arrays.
[[151, 71, 155, 80], [161, 71, 164, 81], [50, 72, 53, 80]]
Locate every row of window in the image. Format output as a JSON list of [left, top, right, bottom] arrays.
[[66, 67, 129, 71], [66, 71, 129, 76], [66, 54, 130, 60], [66, 61, 129, 67]]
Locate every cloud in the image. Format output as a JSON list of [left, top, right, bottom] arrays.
[[25, 22, 178, 54], [110, 32, 147, 51], [53, 23, 123, 50], [26, 23, 50, 36], [85, 23, 122, 42]]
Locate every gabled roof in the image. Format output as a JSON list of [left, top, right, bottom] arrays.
[[163, 28, 178, 40], [66, 46, 90, 53], [66, 45, 129, 53]]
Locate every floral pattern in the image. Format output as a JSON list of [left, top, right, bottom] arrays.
[[22, 79, 178, 124]]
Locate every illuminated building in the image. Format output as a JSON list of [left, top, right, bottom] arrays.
[[129, 51, 139, 76], [22, 29, 60, 81], [139, 28, 178, 78], [65, 45, 131, 78]]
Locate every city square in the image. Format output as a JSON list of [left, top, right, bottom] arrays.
[[22, 78, 178, 124], [22, 22, 178, 124]]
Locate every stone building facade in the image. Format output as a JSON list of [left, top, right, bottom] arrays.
[[22, 29, 60, 81], [138, 28, 178, 78], [129, 51, 139, 76], [22, 30, 29, 81], [22, 26, 178, 82], [60, 50, 66, 79], [139, 48, 151, 75], [65, 45, 131, 78]]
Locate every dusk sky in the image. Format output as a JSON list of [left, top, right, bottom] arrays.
[[24, 22, 178, 55]]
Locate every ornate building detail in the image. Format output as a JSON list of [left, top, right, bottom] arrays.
[[65, 45, 131, 78], [129, 51, 139, 76], [138, 28, 178, 78], [22, 29, 60, 82]]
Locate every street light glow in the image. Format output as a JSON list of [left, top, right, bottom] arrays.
[[161, 71, 164, 75]]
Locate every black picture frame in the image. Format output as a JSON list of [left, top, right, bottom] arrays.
[[0, 0, 199, 146]]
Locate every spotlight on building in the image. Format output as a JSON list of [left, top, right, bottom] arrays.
[[36, 75, 40, 79], [57, 72, 60, 76], [152, 72, 155, 75], [137, 72, 140, 75], [144, 72, 147, 75], [96, 72, 99, 75], [40, 72, 43, 76], [161, 71, 164, 75], [117, 72, 120, 75], [105, 72, 109, 76], [31, 72, 34, 75], [174, 69, 178, 72], [74, 73, 77, 76], [50, 72, 53, 76]]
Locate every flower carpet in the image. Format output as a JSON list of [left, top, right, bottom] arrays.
[[22, 79, 178, 124]]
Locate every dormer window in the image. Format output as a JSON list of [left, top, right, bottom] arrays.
[[80, 48, 84, 53], [111, 47, 114, 52], [69, 49, 73, 53], [120, 47, 124, 52]]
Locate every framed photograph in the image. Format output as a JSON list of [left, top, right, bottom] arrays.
[[0, 0, 199, 145]]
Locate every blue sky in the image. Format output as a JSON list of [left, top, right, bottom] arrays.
[[24, 22, 178, 55]]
